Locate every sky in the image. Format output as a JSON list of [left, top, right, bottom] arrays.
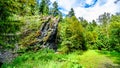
[[50, 0, 120, 22]]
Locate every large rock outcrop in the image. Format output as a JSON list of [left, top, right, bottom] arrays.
[[20, 16, 60, 51], [38, 16, 60, 51]]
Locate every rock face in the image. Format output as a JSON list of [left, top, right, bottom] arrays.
[[0, 50, 18, 67], [37, 16, 60, 51], [19, 16, 60, 51]]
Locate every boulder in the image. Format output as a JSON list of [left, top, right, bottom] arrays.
[[0, 50, 18, 66]]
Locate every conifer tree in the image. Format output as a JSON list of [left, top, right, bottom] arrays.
[[39, 0, 50, 15], [51, 1, 62, 17], [98, 12, 111, 26], [67, 8, 75, 17]]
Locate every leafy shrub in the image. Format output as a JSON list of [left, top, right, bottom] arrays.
[[93, 27, 110, 50], [90, 15, 120, 52], [109, 21, 120, 52], [0, 19, 23, 49], [58, 16, 87, 53], [85, 31, 98, 49]]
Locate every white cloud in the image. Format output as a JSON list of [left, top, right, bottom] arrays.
[[86, 0, 94, 4], [75, 0, 119, 21], [57, 0, 76, 11], [50, 0, 120, 22], [50, 0, 56, 3]]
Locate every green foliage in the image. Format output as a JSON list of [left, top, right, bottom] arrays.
[[0, 20, 22, 33], [82, 20, 98, 49], [2, 49, 82, 68], [110, 15, 120, 23], [0, 0, 38, 49], [52, 1, 59, 16], [0, 0, 18, 20], [109, 17, 120, 52], [85, 31, 98, 48], [93, 15, 120, 51], [58, 16, 87, 53], [88, 26, 110, 50], [91, 20, 97, 27], [17, 0, 37, 16], [50, 1, 62, 18], [0, 0, 37, 20], [39, 0, 50, 15], [0, 16, 23, 49], [86, 23, 94, 31], [79, 18, 88, 28]]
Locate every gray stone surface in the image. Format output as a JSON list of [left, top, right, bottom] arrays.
[[38, 16, 60, 51], [0, 50, 18, 64]]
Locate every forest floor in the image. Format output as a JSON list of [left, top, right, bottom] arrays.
[[79, 50, 120, 68]]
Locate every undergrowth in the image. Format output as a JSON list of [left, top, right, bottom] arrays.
[[1, 48, 82, 68]]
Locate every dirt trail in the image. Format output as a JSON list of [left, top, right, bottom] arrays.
[[79, 50, 120, 68]]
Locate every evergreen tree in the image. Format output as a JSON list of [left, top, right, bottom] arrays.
[[98, 12, 111, 26], [0, 0, 19, 20], [39, 0, 50, 15], [51, 1, 62, 17], [67, 8, 75, 17], [79, 17, 88, 28], [91, 20, 97, 27]]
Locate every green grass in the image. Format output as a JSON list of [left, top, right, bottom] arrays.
[[1, 49, 82, 68], [97, 50, 120, 64], [78, 50, 114, 68], [2, 49, 120, 68]]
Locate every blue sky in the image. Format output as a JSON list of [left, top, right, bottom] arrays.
[[50, 0, 120, 21]]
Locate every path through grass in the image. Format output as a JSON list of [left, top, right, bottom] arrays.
[[79, 50, 120, 68]]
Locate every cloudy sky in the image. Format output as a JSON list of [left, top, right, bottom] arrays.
[[50, 0, 120, 21]]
